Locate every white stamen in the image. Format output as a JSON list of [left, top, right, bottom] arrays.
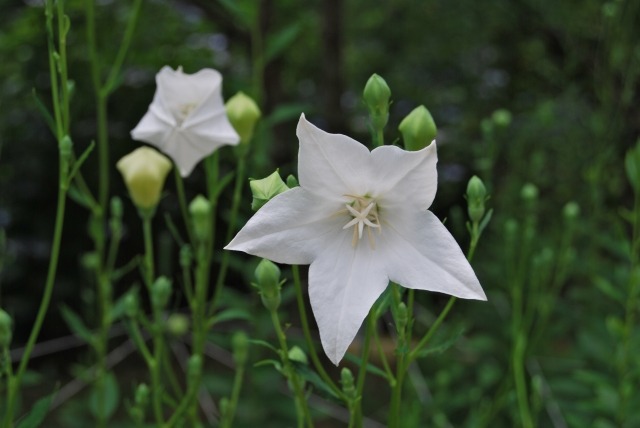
[[342, 200, 381, 247]]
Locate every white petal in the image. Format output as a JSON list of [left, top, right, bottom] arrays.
[[157, 66, 220, 113], [372, 142, 438, 211], [225, 187, 344, 265], [382, 210, 486, 300], [296, 114, 373, 202], [130, 109, 173, 149], [161, 130, 212, 177], [309, 233, 389, 365]]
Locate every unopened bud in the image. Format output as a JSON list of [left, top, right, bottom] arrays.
[[226, 92, 261, 144], [232, 331, 250, 366], [341, 367, 356, 399], [363, 73, 391, 130], [466, 176, 487, 223], [254, 259, 282, 311], [219, 397, 230, 418], [396, 302, 408, 334], [563, 202, 580, 220], [250, 170, 289, 211], [124, 293, 139, 318], [135, 383, 150, 406], [167, 313, 189, 336], [286, 174, 299, 188], [117, 147, 172, 210], [180, 245, 193, 268], [110, 197, 123, 219], [189, 195, 211, 242], [288, 346, 308, 365], [188, 355, 203, 384], [59, 135, 73, 163], [491, 109, 512, 128], [0, 309, 12, 348], [398, 106, 437, 151], [151, 276, 172, 309], [520, 183, 538, 201]]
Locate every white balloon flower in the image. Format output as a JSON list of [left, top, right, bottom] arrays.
[[226, 114, 486, 365], [131, 66, 240, 177]]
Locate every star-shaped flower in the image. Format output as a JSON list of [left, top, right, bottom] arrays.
[[226, 114, 486, 365], [131, 66, 240, 177]]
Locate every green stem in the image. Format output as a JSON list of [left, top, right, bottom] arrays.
[[210, 154, 247, 315], [3, 169, 67, 427], [291, 266, 345, 400], [221, 364, 246, 428], [174, 170, 194, 245], [353, 312, 375, 427], [407, 296, 457, 363], [269, 309, 313, 428]]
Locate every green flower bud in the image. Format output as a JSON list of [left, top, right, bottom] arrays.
[[396, 302, 408, 334], [520, 183, 539, 201], [232, 331, 250, 366], [59, 135, 73, 164], [135, 383, 150, 406], [180, 245, 193, 268], [110, 197, 123, 219], [124, 293, 139, 318], [188, 355, 203, 385], [189, 195, 211, 242], [0, 309, 13, 348], [466, 176, 487, 223], [491, 109, 512, 128], [117, 147, 172, 210], [250, 170, 289, 211], [219, 397, 230, 419], [81, 251, 100, 271], [226, 91, 261, 144], [254, 259, 282, 311], [151, 276, 172, 309], [398, 105, 437, 151], [562, 202, 580, 220], [363, 73, 391, 130], [286, 174, 299, 188], [288, 346, 308, 365], [167, 313, 190, 336], [340, 367, 357, 399]]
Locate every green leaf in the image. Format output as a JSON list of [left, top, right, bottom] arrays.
[[111, 287, 139, 321], [16, 391, 56, 428], [67, 185, 93, 209], [31, 89, 56, 135], [415, 327, 465, 358], [343, 354, 388, 380], [265, 23, 302, 63], [265, 103, 311, 126], [248, 339, 278, 353], [209, 308, 252, 327], [88, 372, 119, 421], [67, 141, 95, 183], [593, 276, 624, 305], [60, 306, 94, 345], [254, 358, 282, 371], [478, 208, 493, 234]]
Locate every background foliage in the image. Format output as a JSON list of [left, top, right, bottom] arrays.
[[0, 0, 639, 426]]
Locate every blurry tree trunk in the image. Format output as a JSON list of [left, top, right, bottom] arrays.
[[322, 0, 347, 133]]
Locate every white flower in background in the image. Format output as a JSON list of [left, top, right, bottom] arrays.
[[131, 66, 240, 177], [226, 114, 486, 365]]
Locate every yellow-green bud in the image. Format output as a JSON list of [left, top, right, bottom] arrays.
[[135, 383, 150, 406], [117, 147, 172, 210], [189, 195, 211, 242], [232, 331, 250, 366], [363, 73, 391, 129], [466, 176, 487, 223], [254, 259, 282, 311], [288, 346, 308, 365], [563, 202, 580, 220], [188, 355, 203, 385], [151, 276, 172, 309], [250, 170, 289, 211], [340, 367, 357, 399], [167, 313, 190, 336], [0, 309, 12, 348], [398, 106, 437, 151], [491, 109, 512, 128], [226, 91, 261, 144]]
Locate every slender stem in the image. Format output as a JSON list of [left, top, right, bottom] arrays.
[[291, 265, 345, 400], [269, 309, 314, 428], [353, 312, 375, 427], [210, 155, 247, 315], [3, 170, 67, 427], [222, 364, 246, 428], [174, 170, 194, 245], [373, 327, 395, 384], [407, 296, 457, 363]]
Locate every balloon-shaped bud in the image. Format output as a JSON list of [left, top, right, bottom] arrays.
[[117, 147, 172, 210], [398, 106, 437, 151], [226, 92, 261, 144], [250, 170, 289, 211]]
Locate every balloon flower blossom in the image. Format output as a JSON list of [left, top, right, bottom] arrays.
[[131, 66, 240, 177], [227, 114, 486, 365]]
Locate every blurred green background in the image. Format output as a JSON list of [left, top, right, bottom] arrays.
[[0, 0, 639, 426]]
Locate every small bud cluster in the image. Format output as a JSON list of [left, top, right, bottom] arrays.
[[254, 259, 284, 311]]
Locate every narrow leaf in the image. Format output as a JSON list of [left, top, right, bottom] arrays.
[[265, 23, 302, 63], [67, 141, 95, 183], [31, 89, 56, 135], [16, 391, 56, 428], [344, 354, 388, 380], [88, 372, 120, 421], [60, 305, 94, 345], [415, 327, 465, 358]]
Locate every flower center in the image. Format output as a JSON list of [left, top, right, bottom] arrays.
[[174, 103, 198, 126], [342, 195, 382, 248]]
